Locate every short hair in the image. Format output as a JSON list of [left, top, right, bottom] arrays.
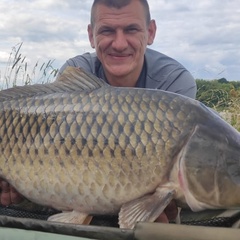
[[90, 0, 151, 26]]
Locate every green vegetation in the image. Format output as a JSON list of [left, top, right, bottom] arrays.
[[196, 78, 240, 131], [196, 78, 240, 111]]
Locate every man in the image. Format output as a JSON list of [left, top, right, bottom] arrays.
[[0, 0, 196, 224], [58, 0, 196, 97]]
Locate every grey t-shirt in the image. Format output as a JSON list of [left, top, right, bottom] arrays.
[[58, 48, 197, 99]]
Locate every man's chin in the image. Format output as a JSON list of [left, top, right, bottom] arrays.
[[105, 66, 131, 78]]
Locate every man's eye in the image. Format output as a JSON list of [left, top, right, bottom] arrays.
[[100, 29, 114, 35], [126, 28, 138, 33]]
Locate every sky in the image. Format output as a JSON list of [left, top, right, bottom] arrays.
[[0, 0, 240, 85]]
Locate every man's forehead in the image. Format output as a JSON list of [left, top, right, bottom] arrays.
[[93, 3, 145, 23]]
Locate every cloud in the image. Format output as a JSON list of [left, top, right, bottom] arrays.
[[150, 0, 240, 80], [0, 0, 239, 82], [0, 0, 92, 73], [0, 1, 89, 41]]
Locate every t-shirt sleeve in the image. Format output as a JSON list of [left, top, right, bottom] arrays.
[[145, 49, 197, 99], [163, 69, 197, 99], [57, 53, 96, 79]]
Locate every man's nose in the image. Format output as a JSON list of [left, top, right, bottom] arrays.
[[112, 30, 128, 51]]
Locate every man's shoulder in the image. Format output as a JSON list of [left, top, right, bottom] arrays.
[[144, 48, 196, 98], [58, 52, 98, 75], [67, 52, 98, 68], [144, 48, 187, 85], [145, 48, 182, 69]]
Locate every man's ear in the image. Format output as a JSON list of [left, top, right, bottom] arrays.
[[147, 19, 157, 45], [88, 24, 95, 49]]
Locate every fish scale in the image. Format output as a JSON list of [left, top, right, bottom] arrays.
[[1, 83, 174, 202], [1, 66, 240, 229]]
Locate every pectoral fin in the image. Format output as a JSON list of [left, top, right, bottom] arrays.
[[119, 187, 175, 229], [48, 210, 92, 225]]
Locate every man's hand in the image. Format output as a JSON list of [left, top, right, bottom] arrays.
[[155, 200, 178, 223], [0, 178, 23, 206]]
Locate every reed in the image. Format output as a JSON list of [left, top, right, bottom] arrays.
[[0, 42, 58, 89]]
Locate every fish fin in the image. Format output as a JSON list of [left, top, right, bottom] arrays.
[[0, 67, 107, 102], [48, 210, 92, 225], [56, 66, 107, 89], [119, 187, 175, 229]]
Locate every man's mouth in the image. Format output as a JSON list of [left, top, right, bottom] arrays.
[[108, 53, 132, 59]]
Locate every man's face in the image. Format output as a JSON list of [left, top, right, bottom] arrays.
[[88, 0, 156, 85]]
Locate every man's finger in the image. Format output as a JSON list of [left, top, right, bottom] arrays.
[[155, 212, 169, 223], [164, 200, 178, 221], [0, 181, 11, 206], [10, 186, 23, 204], [154, 200, 178, 223]]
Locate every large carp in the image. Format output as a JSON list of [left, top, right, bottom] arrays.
[[0, 67, 240, 229]]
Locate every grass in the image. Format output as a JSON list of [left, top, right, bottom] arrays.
[[0, 42, 58, 89], [197, 87, 240, 131], [219, 98, 240, 131]]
